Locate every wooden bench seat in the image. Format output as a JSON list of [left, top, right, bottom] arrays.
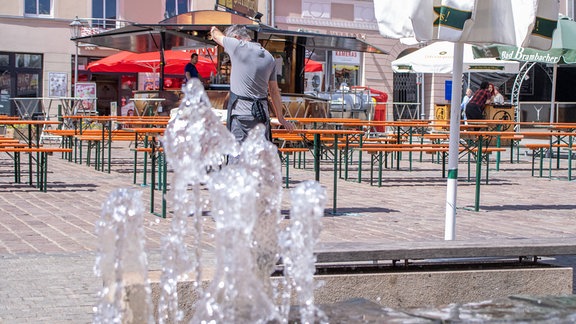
[[0, 147, 73, 191], [524, 143, 573, 179], [0, 142, 28, 148], [278, 147, 309, 188], [354, 145, 454, 186], [0, 147, 73, 153]]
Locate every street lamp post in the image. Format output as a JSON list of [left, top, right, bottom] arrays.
[[69, 16, 82, 96]]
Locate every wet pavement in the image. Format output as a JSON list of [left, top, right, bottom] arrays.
[[0, 140, 575, 323]]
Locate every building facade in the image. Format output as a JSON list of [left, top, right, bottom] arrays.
[[1, 0, 574, 118], [0, 0, 222, 116]]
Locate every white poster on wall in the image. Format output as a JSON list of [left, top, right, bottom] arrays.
[[138, 72, 159, 91], [48, 72, 68, 97]]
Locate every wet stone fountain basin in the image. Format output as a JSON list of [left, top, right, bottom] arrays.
[[141, 237, 575, 321], [143, 257, 572, 322]]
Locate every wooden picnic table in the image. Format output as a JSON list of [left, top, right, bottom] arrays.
[[286, 117, 363, 130], [0, 119, 62, 187], [274, 128, 365, 215], [460, 130, 524, 211], [124, 127, 167, 218], [518, 130, 575, 179]]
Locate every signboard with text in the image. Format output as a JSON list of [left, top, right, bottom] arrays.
[[332, 51, 360, 65], [217, 0, 258, 19]]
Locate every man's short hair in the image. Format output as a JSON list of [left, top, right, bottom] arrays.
[[191, 53, 198, 59], [224, 25, 251, 40]]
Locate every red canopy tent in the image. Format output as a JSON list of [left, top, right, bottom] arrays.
[[304, 58, 323, 72], [87, 50, 217, 78]]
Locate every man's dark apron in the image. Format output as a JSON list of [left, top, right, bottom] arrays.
[[226, 91, 272, 142]]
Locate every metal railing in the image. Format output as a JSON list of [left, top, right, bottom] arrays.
[[389, 102, 420, 120], [76, 18, 134, 38], [517, 101, 576, 127]]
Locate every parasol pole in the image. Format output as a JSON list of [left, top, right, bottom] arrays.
[[159, 32, 166, 91], [445, 42, 464, 240], [549, 64, 558, 123]]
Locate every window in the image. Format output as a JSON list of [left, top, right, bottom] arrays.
[[165, 0, 189, 18], [331, 3, 354, 21], [17, 73, 40, 97], [0, 52, 43, 116], [354, 2, 375, 22], [24, 0, 51, 16], [0, 69, 10, 115], [15, 54, 42, 68], [0, 54, 9, 67], [302, 0, 331, 19], [92, 0, 117, 28]]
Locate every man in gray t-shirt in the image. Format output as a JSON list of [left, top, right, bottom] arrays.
[[210, 25, 293, 142]]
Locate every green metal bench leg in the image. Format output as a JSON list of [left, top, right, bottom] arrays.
[[539, 148, 544, 178], [568, 137, 573, 181], [474, 136, 483, 212], [150, 147, 156, 214], [161, 153, 167, 218], [285, 153, 290, 188], [467, 150, 471, 181], [42, 152, 48, 192], [357, 137, 363, 183], [369, 153, 375, 186], [332, 135, 338, 214], [143, 136, 149, 186], [14, 152, 21, 183], [531, 150, 536, 177], [378, 151, 383, 187], [485, 153, 490, 185]]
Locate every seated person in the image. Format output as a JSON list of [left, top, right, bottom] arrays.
[[493, 87, 505, 105]]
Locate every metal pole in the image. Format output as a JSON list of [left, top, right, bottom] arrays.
[[549, 64, 557, 123], [70, 17, 82, 97], [74, 42, 78, 96], [444, 42, 464, 241]]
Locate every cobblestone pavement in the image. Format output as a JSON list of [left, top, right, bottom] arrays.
[[0, 142, 575, 323]]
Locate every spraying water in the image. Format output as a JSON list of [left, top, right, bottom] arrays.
[[94, 189, 154, 324], [95, 79, 328, 323], [281, 181, 327, 324], [158, 79, 238, 323]]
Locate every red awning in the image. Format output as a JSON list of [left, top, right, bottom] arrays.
[[87, 50, 217, 78]]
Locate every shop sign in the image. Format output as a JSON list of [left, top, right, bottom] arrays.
[[217, 0, 258, 19], [332, 51, 360, 65]]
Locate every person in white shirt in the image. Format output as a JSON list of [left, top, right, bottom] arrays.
[[493, 87, 505, 105], [460, 88, 472, 121]]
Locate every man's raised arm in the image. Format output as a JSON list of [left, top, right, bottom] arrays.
[[210, 26, 225, 47]]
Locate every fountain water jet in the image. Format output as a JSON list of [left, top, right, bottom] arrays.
[[94, 189, 154, 323], [280, 181, 327, 323], [97, 79, 325, 323], [158, 79, 239, 323]]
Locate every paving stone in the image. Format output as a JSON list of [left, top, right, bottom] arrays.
[[0, 141, 574, 322]]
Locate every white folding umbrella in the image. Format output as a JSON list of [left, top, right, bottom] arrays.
[[375, 0, 559, 240], [392, 41, 520, 74], [473, 17, 576, 123]]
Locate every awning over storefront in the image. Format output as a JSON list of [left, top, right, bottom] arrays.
[[74, 24, 210, 53], [246, 25, 388, 54], [73, 10, 388, 55]]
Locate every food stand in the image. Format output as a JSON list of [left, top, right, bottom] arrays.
[[73, 10, 387, 118]]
